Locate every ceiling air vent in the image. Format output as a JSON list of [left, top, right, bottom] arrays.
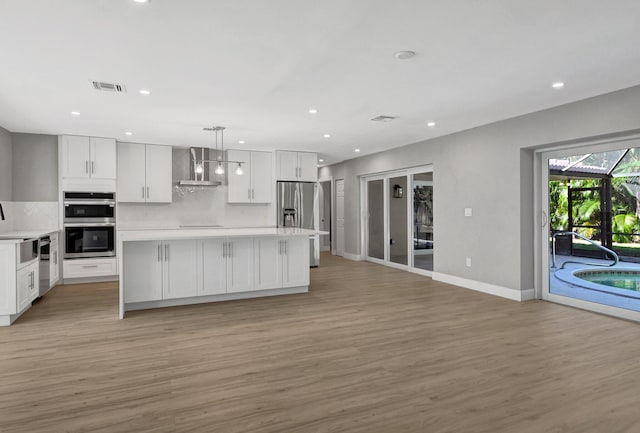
[[91, 81, 127, 93], [371, 115, 397, 122]]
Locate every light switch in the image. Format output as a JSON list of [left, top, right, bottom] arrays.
[[466, 257, 472, 267], [464, 207, 472, 217]]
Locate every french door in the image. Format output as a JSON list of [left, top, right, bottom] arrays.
[[363, 166, 433, 275]]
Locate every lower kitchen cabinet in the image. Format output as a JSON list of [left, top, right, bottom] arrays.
[[17, 262, 39, 313], [254, 236, 309, 290], [200, 237, 254, 294], [124, 240, 197, 302]]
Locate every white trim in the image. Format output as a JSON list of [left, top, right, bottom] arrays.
[[408, 267, 433, 277], [432, 272, 530, 302], [123, 286, 309, 315], [344, 252, 364, 261], [547, 293, 640, 322]]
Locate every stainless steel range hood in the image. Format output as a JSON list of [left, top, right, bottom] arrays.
[[178, 147, 222, 186]]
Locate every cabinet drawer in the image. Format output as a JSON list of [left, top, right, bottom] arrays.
[[63, 258, 117, 278]]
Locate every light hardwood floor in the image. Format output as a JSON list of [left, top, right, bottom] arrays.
[[2, 253, 640, 433]]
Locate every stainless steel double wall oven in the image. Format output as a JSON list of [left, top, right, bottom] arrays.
[[63, 192, 116, 259]]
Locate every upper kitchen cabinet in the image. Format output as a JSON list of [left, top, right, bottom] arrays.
[[59, 135, 117, 191], [118, 142, 172, 203], [276, 151, 317, 182], [227, 150, 272, 203]]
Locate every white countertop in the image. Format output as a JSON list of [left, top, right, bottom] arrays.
[[0, 229, 59, 240], [118, 227, 328, 242]]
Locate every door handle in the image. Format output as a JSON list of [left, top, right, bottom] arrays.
[[157, 244, 161, 262], [92, 161, 95, 174], [223, 242, 226, 258], [248, 189, 251, 200], [284, 240, 287, 255], [146, 186, 150, 200], [85, 160, 89, 174], [252, 189, 255, 200], [165, 244, 169, 261], [142, 186, 145, 199]]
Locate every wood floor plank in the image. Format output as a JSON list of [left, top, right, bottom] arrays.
[[2, 253, 640, 432]]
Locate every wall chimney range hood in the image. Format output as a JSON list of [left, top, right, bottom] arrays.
[[178, 147, 222, 186]]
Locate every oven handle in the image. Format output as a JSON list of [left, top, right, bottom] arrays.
[[64, 223, 116, 227], [64, 200, 116, 206]]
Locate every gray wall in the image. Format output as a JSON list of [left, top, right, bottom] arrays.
[[320, 84, 640, 293], [0, 126, 11, 201], [11, 133, 58, 201]]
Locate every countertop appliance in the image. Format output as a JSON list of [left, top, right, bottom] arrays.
[[277, 181, 320, 267], [63, 192, 116, 259], [39, 235, 51, 296]]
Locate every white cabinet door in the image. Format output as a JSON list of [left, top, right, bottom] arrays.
[[162, 240, 198, 299], [117, 142, 147, 202], [145, 144, 173, 203], [200, 239, 227, 296], [50, 236, 59, 285], [277, 151, 299, 181], [123, 241, 163, 303], [251, 151, 272, 203], [282, 236, 310, 287], [227, 150, 252, 203], [17, 263, 38, 313], [62, 136, 91, 179], [226, 237, 254, 293], [90, 137, 117, 179], [254, 237, 282, 290], [298, 152, 318, 182]]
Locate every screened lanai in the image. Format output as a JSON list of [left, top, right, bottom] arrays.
[[549, 143, 640, 262]]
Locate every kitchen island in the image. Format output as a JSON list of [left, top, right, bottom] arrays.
[[117, 227, 323, 318]]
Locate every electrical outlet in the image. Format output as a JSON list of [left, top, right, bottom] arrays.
[[464, 207, 472, 217], [466, 257, 472, 267]]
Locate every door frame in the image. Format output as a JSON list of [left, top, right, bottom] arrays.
[[361, 165, 433, 275], [334, 178, 345, 257], [318, 175, 334, 253], [535, 133, 640, 321]]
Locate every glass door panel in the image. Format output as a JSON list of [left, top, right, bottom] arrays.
[[389, 176, 408, 265], [412, 172, 433, 271], [367, 179, 385, 260]]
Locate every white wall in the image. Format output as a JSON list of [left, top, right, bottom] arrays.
[[0, 126, 12, 233], [320, 84, 640, 294], [11, 133, 58, 202]]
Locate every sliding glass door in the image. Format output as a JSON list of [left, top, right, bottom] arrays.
[[364, 166, 433, 274]]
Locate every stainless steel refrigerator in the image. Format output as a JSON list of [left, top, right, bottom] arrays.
[[277, 181, 320, 267]]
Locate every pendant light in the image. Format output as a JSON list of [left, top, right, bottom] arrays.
[[200, 126, 245, 176]]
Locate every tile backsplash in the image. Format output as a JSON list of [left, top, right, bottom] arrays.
[[9, 201, 59, 231]]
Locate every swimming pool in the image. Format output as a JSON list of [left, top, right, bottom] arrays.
[[554, 267, 640, 300], [575, 269, 640, 292]]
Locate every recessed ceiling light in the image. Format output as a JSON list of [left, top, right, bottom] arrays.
[[323, 134, 331, 138], [71, 111, 80, 116], [427, 121, 436, 127], [552, 82, 565, 89], [139, 89, 151, 95], [133, 0, 149, 3], [308, 109, 318, 114], [394, 50, 416, 60], [238, 140, 245, 144], [354, 149, 361, 153], [319, 159, 324, 162], [125, 132, 133, 136]]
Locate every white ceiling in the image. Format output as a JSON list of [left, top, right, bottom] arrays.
[[1, 0, 640, 165]]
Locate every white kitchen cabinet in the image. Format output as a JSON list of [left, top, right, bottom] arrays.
[[60, 135, 117, 191], [123, 241, 163, 303], [162, 240, 198, 300], [118, 142, 172, 203], [253, 237, 282, 290], [253, 236, 308, 290], [50, 233, 59, 286], [199, 237, 254, 294], [276, 151, 317, 182], [17, 262, 38, 313], [90, 137, 117, 179], [282, 236, 310, 287], [200, 238, 227, 296], [124, 240, 197, 303], [61, 135, 91, 179], [227, 150, 272, 203], [226, 237, 254, 292]]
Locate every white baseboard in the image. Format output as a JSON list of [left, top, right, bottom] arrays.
[[432, 272, 532, 302], [343, 252, 364, 261], [320, 246, 331, 252]]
